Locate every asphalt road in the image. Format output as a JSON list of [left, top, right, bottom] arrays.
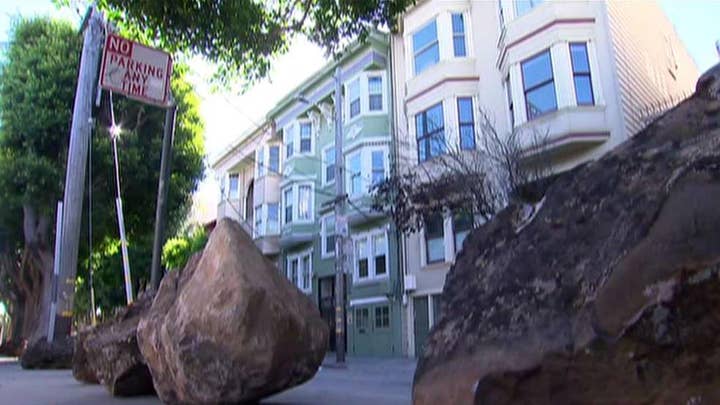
[[0, 356, 415, 405]]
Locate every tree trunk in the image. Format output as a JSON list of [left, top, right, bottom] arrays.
[[20, 205, 54, 343]]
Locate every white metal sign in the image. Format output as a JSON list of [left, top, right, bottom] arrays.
[[99, 33, 172, 106]]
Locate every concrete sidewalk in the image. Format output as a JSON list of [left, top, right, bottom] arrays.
[[0, 356, 416, 405]]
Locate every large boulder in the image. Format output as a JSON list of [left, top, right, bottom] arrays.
[[414, 65, 720, 404], [138, 219, 329, 404], [72, 292, 155, 396], [20, 335, 73, 369]]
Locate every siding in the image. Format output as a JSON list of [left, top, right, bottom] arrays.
[[605, 0, 699, 137]]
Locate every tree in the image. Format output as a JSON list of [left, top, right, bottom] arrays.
[[162, 226, 208, 272], [0, 17, 205, 340], [0, 18, 81, 342], [69, 0, 415, 85], [372, 110, 551, 235]]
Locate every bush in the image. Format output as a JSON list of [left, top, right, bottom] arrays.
[[162, 227, 208, 271]]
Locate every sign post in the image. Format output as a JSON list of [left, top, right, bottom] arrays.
[[99, 33, 175, 294]]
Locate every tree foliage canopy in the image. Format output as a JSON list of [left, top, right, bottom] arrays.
[[81, 0, 415, 85]]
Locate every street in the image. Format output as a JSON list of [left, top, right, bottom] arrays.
[[0, 356, 415, 405]]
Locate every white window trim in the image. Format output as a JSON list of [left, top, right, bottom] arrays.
[[322, 143, 336, 186], [286, 249, 313, 294], [419, 211, 454, 267], [450, 11, 470, 59], [345, 146, 390, 199], [227, 173, 240, 200], [411, 18, 440, 76], [282, 181, 315, 226], [282, 120, 315, 163], [320, 213, 336, 258], [297, 118, 315, 156], [352, 228, 390, 284], [266, 143, 282, 176], [343, 71, 388, 124]]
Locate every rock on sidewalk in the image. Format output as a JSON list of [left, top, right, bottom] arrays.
[[72, 292, 155, 396], [138, 218, 328, 404]]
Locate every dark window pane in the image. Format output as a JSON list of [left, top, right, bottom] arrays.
[[359, 259, 369, 278], [425, 213, 445, 263], [574, 76, 594, 105], [300, 139, 311, 152], [525, 82, 557, 119], [418, 141, 427, 162], [426, 104, 444, 132], [269, 146, 279, 172], [375, 255, 386, 275], [326, 235, 335, 253], [453, 37, 466, 57], [286, 142, 293, 158], [369, 94, 382, 111], [457, 98, 473, 123], [522, 51, 553, 89], [415, 114, 424, 138], [570, 43, 590, 73], [429, 134, 446, 157], [451, 14, 464, 32]]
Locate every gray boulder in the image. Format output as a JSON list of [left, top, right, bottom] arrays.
[[138, 219, 328, 404]]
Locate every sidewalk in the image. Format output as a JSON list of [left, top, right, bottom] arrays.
[[0, 355, 416, 405]]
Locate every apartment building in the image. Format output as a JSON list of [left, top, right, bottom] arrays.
[[390, 0, 698, 357], [213, 122, 282, 263]]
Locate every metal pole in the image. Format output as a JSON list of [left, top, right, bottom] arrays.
[[112, 135, 133, 304], [55, 7, 104, 339], [150, 103, 177, 291], [47, 202, 63, 343], [333, 67, 347, 364]]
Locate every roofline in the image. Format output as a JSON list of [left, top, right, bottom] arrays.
[[266, 31, 389, 118], [210, 121, 271, 169]]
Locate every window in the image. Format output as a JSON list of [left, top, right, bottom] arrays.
[[349, 153, 362, 195], [522, 50, 557, 120], [299, 122, 312, 153], [324, 146, 335, 184], [267, 203, 279, 234], [371, 150, 385, 185], [373, 233, 387, 276], [368, 76, 383, 111], [228, 174, 239, 199], [453, 211, 473, 253], [413, 20, 439, 75], [288, 258, 298, 285], [570, 43, 594, 106], [284, 128, 294, 159], [301, 254, 311, 292], [356, 238, 369, 279], [254, 205, 263, 236], [505, 76, 515, 128], [298, 185, 312, 220], [457, 97, 475, 150], [425, 213, 445, 264], [322, 215, 336, 256], [452, 13, 466, 57], [354, 230, 389, 282], [431, 294, 442, 326], [355, 308, 369, 334], [268, 146, 280, 173], [515, 0, 544, 17], [416, 103, 445, 162], [348, 79, 361, 119], [375, 306, 390, 329], [284, 188, 293, 224]]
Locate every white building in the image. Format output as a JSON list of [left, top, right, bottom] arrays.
[[390, 0, 699, 357]]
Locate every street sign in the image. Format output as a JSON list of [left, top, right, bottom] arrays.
[[99, 33, 172, 106]]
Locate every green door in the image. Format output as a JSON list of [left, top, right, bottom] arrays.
[[371, 304, 393, 356], [353, 306, 371, 355], [414, 296, 429, 357]]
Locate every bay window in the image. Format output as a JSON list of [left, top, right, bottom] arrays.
[[416, 103, 445, 162], [570, 43, 594, 106], [522, 50, 557, 120], [298, 185, 312, 220], [413, 20, 439, 75]]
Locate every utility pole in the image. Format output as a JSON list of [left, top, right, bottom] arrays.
[[333, 67, 347, 364], [54, 7, 104, 339], [150, 102, 178, 291]]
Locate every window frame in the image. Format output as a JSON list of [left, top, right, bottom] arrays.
[[297, 183, 314, 222], [374, 305, 390, 329], [348, 78, 361, 120], [286, 249, 313, 294], [353, 228, 390, 284], [415, 102, 446, 162], [228, 173, 239, 199], [424, 213, 446, 264], [267, 203, 279, 235], [521, 49, 557, 121], [368, 75, 384, 112], [456, 97, 475, 150], [283, 126, 295, 160], [347, 151, 363, 197], [452, 210, 474, 254], [412, 19, 440, 75], [569, 42, 595, 106], [321, 214, 336, 258], [322, 144, 336, 186], [451, 13, 467, 58], [268, 145, 280, 174], [283, 187, 294, 225], [298, 120, 313, 154]]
